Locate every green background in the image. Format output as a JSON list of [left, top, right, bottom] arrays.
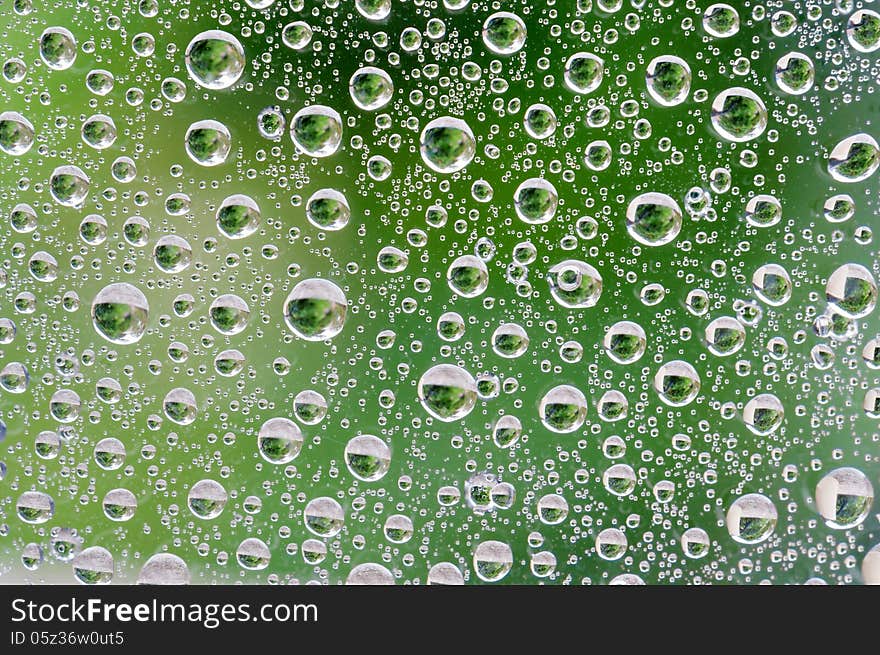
[[0, 0, 879, 584]]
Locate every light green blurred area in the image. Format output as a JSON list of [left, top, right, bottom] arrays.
[[0, 0, 878, 584]]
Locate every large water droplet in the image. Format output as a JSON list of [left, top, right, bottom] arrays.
[[418, 364, 477, 421], [91, 283, 149, 344], [185, 30, 245, 89]]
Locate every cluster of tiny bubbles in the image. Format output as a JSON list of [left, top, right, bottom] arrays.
[[0, 0, 879, 585]]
